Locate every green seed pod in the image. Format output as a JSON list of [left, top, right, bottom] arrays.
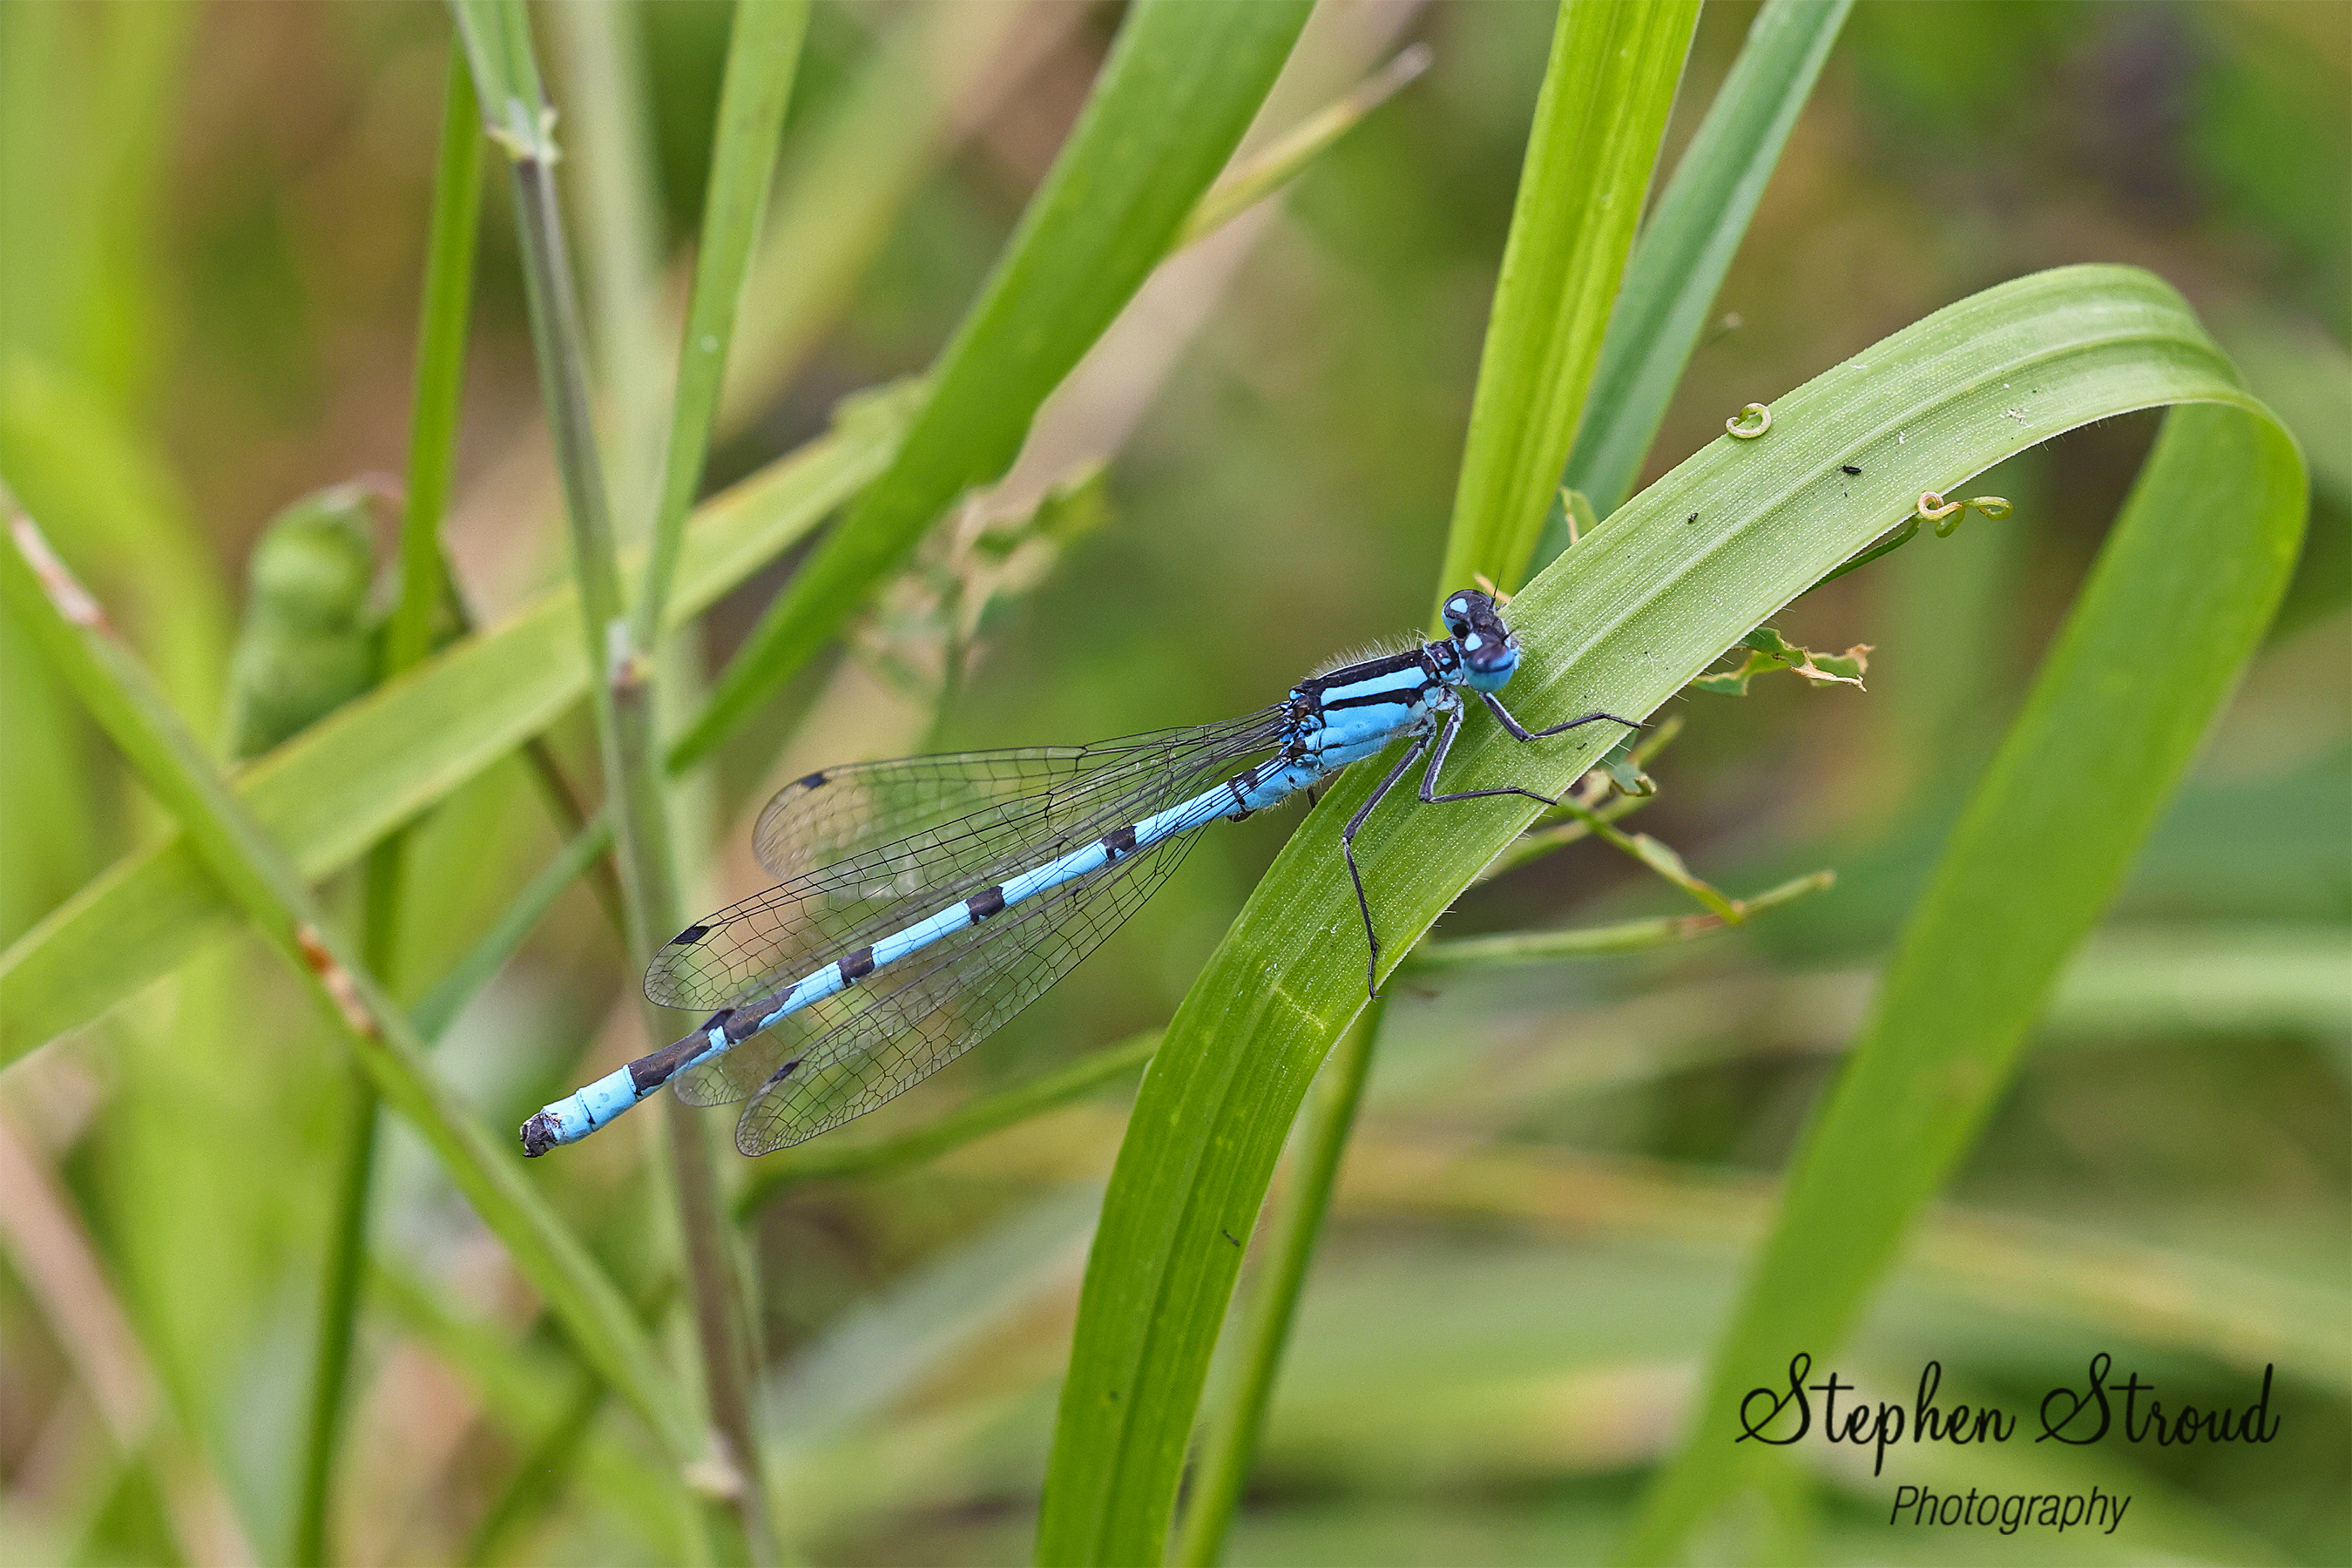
[[223, 483, 382, 760]]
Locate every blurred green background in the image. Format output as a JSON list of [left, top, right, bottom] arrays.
[[1, 2, 2344, 1564]]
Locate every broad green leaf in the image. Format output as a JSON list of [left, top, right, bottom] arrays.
[[673, 0, 1315, 767], [1621, 400, 2306, 1560], [1039, 266, 2301, 1568], [1430, 0, 1700, 611], [0, 389, 916, 1061]]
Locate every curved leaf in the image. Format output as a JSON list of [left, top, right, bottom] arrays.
[[1038, 265, 2301, 1566]]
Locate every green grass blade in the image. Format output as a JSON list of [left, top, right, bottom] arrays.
[[672, 0, 1314, 769], [294, 52, 483, 1565], [387, 52, 485, 678], [1430, 0, 1700, 612], [1563, 0, 1852, 522], [1172, 1002, 1382, 1568], [411, 812, 612, 1043], [0, 514, 699, 1465], [720, 3, 1071, 432], [634, 0, 808, 645], [1, 389, 914, 1062], [1173, 43, 1430, 253], [1038, 265, 2296, 1568], [446, 0, 551, 163], [1619, 395, 2307, 1561], [545, 0, 668, 528]]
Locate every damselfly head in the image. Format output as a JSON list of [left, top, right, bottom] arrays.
[[1441, 587, 1520, 690]]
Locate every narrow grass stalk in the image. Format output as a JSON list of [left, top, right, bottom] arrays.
[[1433, 0, 1701, 608], [411, 813, 613, 1042], [1172, 1002, 1382, 1568], [1561, 0, 1852, 521], [2, 511, 695, 1463], [293, 53, 482, 1566], [733, 1031, 1160, 1218], [545, 0, 667, 527], [450, 3, 778, 1551], [1172, 43, 1429, 252], [1409, 869, 1835, 972], [627, 3, 813, 1548], [633, 0, 808, 646]]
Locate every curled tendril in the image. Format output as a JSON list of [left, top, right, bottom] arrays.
[[1916, 490, 2012, 537], [1727, 402, 1772, 439]]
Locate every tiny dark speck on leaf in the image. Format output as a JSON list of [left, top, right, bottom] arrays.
[[1222, 1229, 1241, 1247], [1685, 512, 1699, 524], [1842, 464, 1862, 476]]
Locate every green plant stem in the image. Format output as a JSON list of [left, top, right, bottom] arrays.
[[2, 510, 695, 1463], [1172, 1001, 1382, 1568], [1409, 869, 1835, 972], [633, 0, 808, 647], [451, 4, 768, 1553], [1551, 800, 1740, 922], [294, 1060, 379, 1566], [733, 1031, 1160, 1218], [1171, 43, 1429, 252], [411, 813, 612, 1042], [293, 53, 482, 1565], [625, 4, 812, 1548], [388, 54, 484, 677]]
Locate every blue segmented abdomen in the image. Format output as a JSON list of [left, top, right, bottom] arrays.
[[518, 761, 1311, 1154]]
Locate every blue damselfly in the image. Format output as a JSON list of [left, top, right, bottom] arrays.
[[523, 590, 1637, 1157]]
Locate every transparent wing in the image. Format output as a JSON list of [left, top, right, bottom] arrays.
[[720, 818, 1202, 1153], [645, 709, 1285, 1015]]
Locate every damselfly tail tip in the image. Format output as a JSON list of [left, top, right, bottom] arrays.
[[520, 1111, 561, 1157]]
